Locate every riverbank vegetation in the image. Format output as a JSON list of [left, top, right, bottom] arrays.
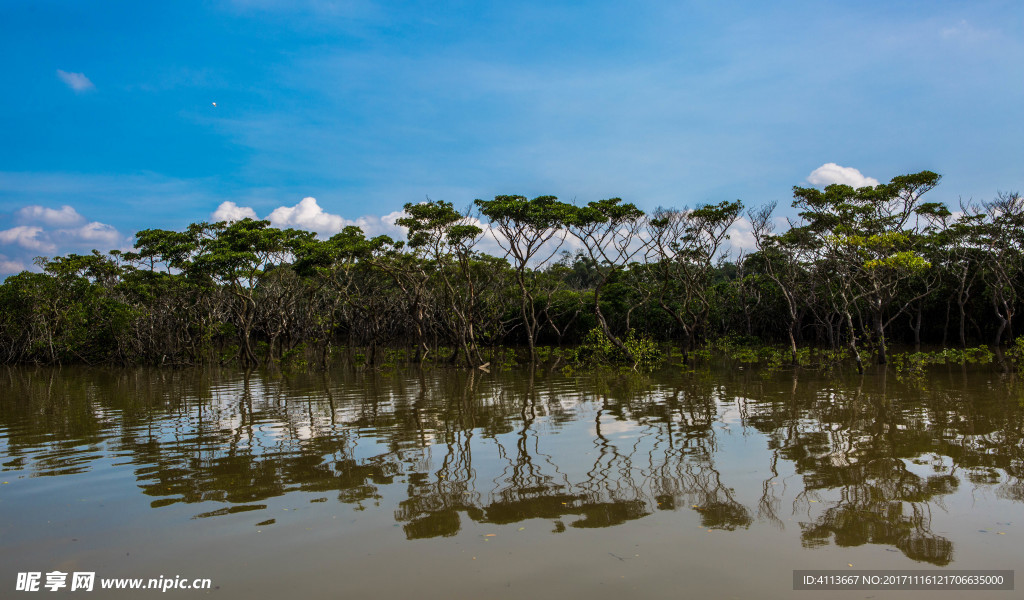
[[1, 170, 1022, 373]]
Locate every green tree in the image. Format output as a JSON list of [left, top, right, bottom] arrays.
[[791, 171, 941, 369], [396, 200, 486, 366], [191, 218, 314, 366], [475, 195, 575, 364], [563, 198, 646, 361], [976, 192, 1024, 346], [646, 200, 742, 362]]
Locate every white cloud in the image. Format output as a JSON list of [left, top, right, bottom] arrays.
[[65, 222, 122, 247], [212, 201, 258, 222], [0, 226, 56, 253], [806, 163, 879, 188], [1, 205, 127, 277], [17, 204, 85, 227], [267, 197, 350, 236], [210, 198, 410, 240], [56, 69, 95, 93], [724, 216, 757, 254], [350, 209, 407, 238], [0, 256, 27, 275], [375, 210, 407, 235]]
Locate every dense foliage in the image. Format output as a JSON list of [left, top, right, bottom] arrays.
[[1, 171, 1022, 370]]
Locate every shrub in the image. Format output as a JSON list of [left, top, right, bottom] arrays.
[[567, 327, 662, 372]]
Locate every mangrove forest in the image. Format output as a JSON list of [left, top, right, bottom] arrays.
[[1, 170, 1023, 371]]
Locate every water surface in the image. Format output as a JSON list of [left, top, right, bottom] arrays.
[[1, 365, 1022, 598]]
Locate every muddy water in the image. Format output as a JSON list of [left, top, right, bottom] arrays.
[[1, 365, 1021, 598]]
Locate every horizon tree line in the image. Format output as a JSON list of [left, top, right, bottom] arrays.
[[0, 169, 1021, 370]]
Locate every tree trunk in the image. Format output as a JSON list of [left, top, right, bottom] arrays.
[[594, 289, 633, 362], [958, 299, 968, 348], [912, 306, 922, 352], [787, 326, 798, 366], [874, 311, 887, 365], [844, 310, 864, 374], [993, 296, 1009, 346]]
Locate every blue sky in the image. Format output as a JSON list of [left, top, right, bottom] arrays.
[[1, 0, 1022, 273]]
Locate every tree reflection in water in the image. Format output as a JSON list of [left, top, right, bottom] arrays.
[[2, 364, 1023, 565]]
